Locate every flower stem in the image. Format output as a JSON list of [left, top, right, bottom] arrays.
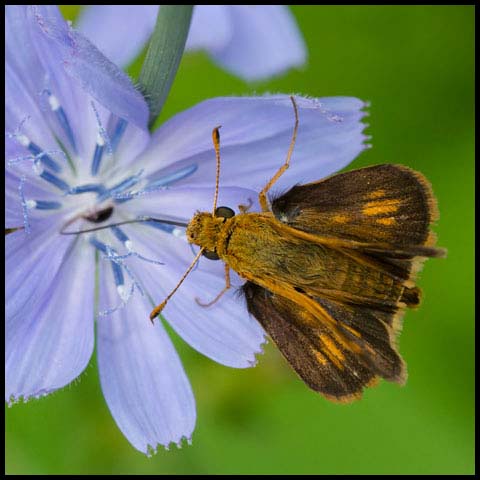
[[138, 5, 193, 128]]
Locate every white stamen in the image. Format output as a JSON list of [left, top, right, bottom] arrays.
[[124, 240, 133, 252], [172, 227, 185, 238], [48, 94, 60, 111], [25, 200, 37, 209], [96, 132, 105, 146], [17, 134, 30, 147], [33, 162, 44, 175], [117, 285, 130, 303]]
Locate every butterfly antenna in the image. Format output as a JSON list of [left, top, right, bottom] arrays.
[[60, 217, 188, 235], [211, 126, 222, 214], [286, 95, 299, 167], [149, 247, 205, 322], [258, 95, 299, 212]]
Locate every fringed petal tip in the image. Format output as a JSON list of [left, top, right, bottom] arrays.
[[145, 435, 193, 457], [246, 335, 269, 368], [5, 389, 54, 406], [358, 100, 372, 150]]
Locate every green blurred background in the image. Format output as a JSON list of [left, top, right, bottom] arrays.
[[5, 5, 474, 475]]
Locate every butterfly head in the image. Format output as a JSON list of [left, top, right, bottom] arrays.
[[186, 211, 223, 251], [186, 206, 235, 257]]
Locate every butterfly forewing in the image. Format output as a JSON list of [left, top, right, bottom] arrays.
[[271, 164, 438, 247]]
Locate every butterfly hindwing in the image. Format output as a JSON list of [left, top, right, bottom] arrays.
[[242, 282, 406, 402]]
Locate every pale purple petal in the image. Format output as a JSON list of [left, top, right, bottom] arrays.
[[210, 6, 307, 81], [117, 215, 266, 368], [123, 186, 259, 222], [76, 5, 158, 68], [139, 95, 368, 192], [5, 64, 59, 154], [6, 5, 94, 160], [77, 6, 305, 81], [5, 6, 46, 97], [6, 5, 149, 174], [6, 238, 95, 401], [5, 170, 63, 227], [97, 265, 195, 453], [27, 6, 149, 130], [185, 5, 231, 53], [6, 216, 74, 322], [5, 171, 24, 228]]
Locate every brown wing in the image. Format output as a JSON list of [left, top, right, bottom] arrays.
[[271, 164, 444, 280], [271, 164, 438, 246], [242, 282, 406, 403]]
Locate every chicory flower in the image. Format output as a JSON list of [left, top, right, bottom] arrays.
[[5, 5, 369, 453], [77, 5, 307, 81]]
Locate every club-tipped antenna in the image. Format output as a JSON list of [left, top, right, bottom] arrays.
[[149, 247, 205, 321]]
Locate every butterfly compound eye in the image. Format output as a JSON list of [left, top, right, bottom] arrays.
[[202, 249, 220, 260], [214, 206, 235, 219]]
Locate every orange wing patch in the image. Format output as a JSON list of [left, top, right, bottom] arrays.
[[365, 189, 386, 200], [332, 214, 350, 223], [362, 199, 401, 216], [376, 217, 396, 226]]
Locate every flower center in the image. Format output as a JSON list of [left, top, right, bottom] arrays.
[[8, 89, 197, 315]]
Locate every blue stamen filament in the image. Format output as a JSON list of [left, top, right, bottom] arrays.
[[38, 169, 70, 192], [26, 141, 62, 173], [110, 226, 165, 266], [114, 164, 198, 203], [8, 130, 66, 173], [111, 225, 129, 244], [99, 170, 144, 202], [46, 91, 77, 153], [147, 164, 198, 189], [26, 200, 62, 210], [91, 102, 113, 155], [91, 141, 105, 177], [90, 237, 145, 316], [67, 183, 106, 195], [18, 176, 31, 234], [90, 102, 114, 176], [110, 118, 128, 153]]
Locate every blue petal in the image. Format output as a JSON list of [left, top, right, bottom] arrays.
[[124, 186, 259, 222], [120, 187, 267, 369], [26, 6, 149, 130], [5, 64, 59, 155], [6, 234, 95, 402], [97, 265, 196, 453], [185, 5, 232, 53], [206, 6, 307, 81], [6, 216, 73, 322], [77, 5, 158, 68], [139, 95, 369, 193], [5, 169, 63, 228], [6, 5, 149, 172], [78, 6, 305, 81], [125, 229, 267, 369]]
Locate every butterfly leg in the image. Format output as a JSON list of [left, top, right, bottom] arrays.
[[195, 263, 231, 307], [238, 197, 253, 214], [258, 96, 299, 212]]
